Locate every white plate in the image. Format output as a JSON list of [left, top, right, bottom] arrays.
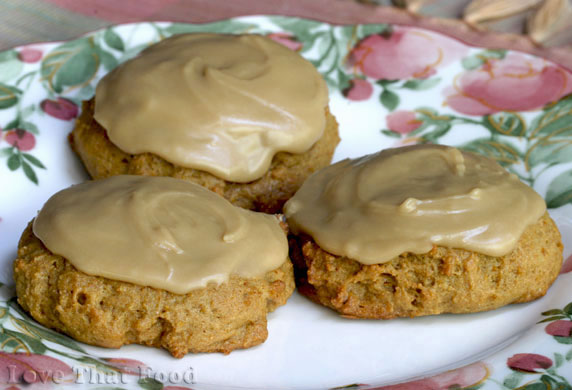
[[0, 16, 571, 390]]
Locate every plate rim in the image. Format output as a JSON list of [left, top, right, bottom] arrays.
[[0, 16, 571, 390]]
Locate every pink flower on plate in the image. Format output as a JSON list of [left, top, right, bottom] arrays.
[[444, 53, 572, 116], [507, 353, 553, 373], [4, 129, 35, 151], [386, 110, 423, 134], [40, 98, 78, 121], [18, 48, 43, 63], [344, 79, 374, 101], [0, 352, 73, 387], [102, 357, 147, 376], [373, 362, 488, 390], [267, 33, 303, 51], [347, 27, 468, 80], [545, 320, 572, 337], [561, 254, 572, 274]]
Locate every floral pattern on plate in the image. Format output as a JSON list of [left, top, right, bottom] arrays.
[[0, 16, 570, 390]]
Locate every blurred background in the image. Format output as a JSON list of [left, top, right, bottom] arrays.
[[0, 0, 570, 51]]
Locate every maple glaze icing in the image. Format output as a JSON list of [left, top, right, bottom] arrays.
[[284, 145, 546, 264], [94, 33, 329, 182], [33, 175, 288, 294]]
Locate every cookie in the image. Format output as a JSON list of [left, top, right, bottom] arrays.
[[70, 100, 339, 213], [14, 176, 295, 356], [70, 33, 340, 213], [288, 213, 562, 318], [284, 145, 563, 318]]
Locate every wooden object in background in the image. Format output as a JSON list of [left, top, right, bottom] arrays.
[[386, 0, 572, 47], [463, 0, 543, 33], [394, 0, 473, 18], [528, 0, 572, 46]]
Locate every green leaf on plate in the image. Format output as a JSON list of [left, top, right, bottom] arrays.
[[98, 48, 119, 72], [526, 138, 572, 169], [19, 121, 39, 135], [461, 138, 521, 166], [41, 37, 100, 93], [546, 170, 572, 208], [0, 332, 26, 351], [503, 371, 525, 389], [0, 50, 24, 83], [314, 31, 335, 67], [522, 383, 547, 390], [138, 377, 163, 390], [461, 56, 484, 71], [555, 336, 572, 345], [380, 89, 399, 111], [75, 356, 118, 374], [0, 83, 21, 109], [566, 348, 572, 361], [337, 69, 351, 91], [464, 384, 485, 390], [338, 25, 354, 42], [12, 317, 86, 353], [3, 118, 18, 130], [564, 302, 572, 315], [7, 297, 36, 320], [357, 23, 390, 39], [542, 309, 565, 316], [20, 104, 35, 119], [21, 160, 38, 184], [555, 353, 564, 368], [268, 16, 330, 54], [528, 95, 572, 138], [2, 328, 47, 354], [461, 50, 506, 71], [75, 84, 96, 101], [268, 17, 322, 36], [539, 374, 567, 390], [376, 79, 399, 87], [401, 77, 441, 91], [414, 107, 439, 117], [537, 315, 566, 324], [406, 108, 453, 140], [7, 154, 21, 171], [0, 147, 12, 158], [104, 28, 125, 52], [165, 20, 255, 36], [482, 49, 507, 59], [483, 112, 526, 137], [22, 153, 46, 169], [381, 129, 402, 139], [421, 124, 451, 143]]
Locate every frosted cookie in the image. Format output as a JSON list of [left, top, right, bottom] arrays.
[[284, 145, 563, 318], [14, 175, 294, 357], [69, 33, 340, 213]]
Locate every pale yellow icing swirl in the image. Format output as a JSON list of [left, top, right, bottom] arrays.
[[284, 145, 547, 264], [33, 175, 288, 294], [94, 33, 329, 182]]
